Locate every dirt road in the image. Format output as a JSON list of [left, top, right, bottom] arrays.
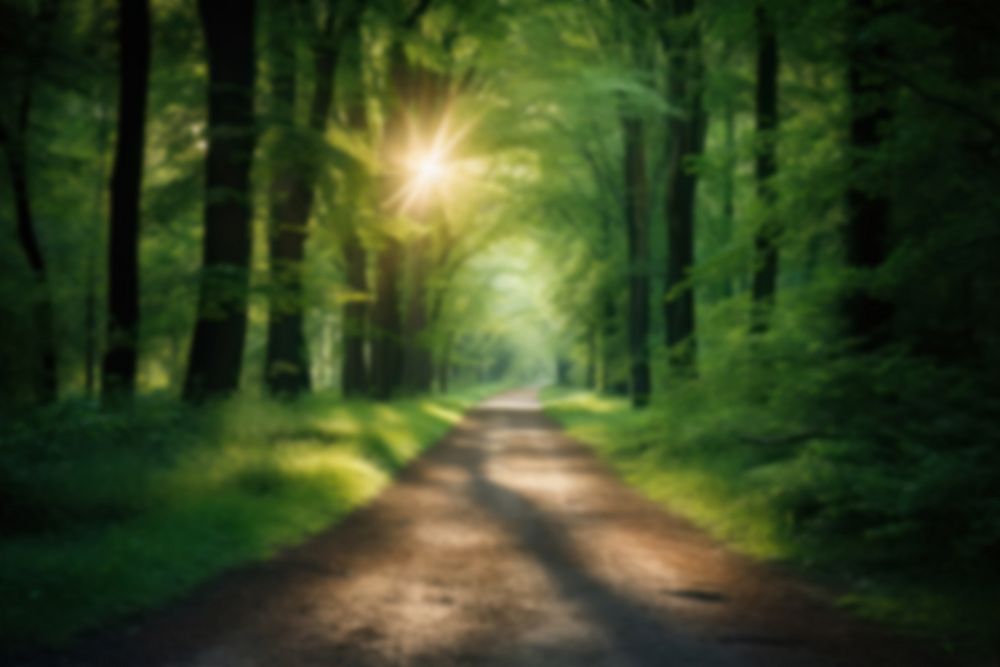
[[21, 390, 947, 666]]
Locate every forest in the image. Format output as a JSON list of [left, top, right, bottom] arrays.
[[1, 0, 998, 663]]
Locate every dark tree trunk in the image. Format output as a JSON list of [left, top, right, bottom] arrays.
[[437, 330, 452, 393], [184, 0, 256, 401], [556, 356, 572, 387], [101, 0, 150, 402], [719, 99, 736, 300], [369, 38, 416, 401], [3, 141, 58, 403], [370, 237, 404, 400], [843, 0, 894, 349], [585, 325, 597, 390], [263, 0, 303, 396], [662, 0, 706, 374], [622, 115, 651, 408], [369, 1, 440, 399], [265, 6, 345, 396], [600, 289, 628, 396], [85, 104, 112, 399], [750, 0, 780, 334], [84, 267, 97, 396], [340, 23, 370, 398], [341, 227, 369, 397], [402, 234, 434, 393], [0, 0, 60, 403]]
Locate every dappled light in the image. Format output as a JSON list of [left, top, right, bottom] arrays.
[[1, 0, 998, 664]]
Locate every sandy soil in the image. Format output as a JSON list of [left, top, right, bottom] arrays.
[[11, 390, 951, 666]]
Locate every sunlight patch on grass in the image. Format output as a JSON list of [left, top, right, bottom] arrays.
[[419, 401, 464, 424], [0, 387, 492, 648]]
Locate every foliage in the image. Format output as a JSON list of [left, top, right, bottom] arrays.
[[544, 362, 1000, 657], [0, 386, 495, 647]]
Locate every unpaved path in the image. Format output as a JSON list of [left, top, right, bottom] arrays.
[[18, 390, 947, 666]]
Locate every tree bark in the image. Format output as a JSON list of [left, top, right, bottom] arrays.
[[750, 0, 780, 333], [341, 227, 369, 396], [101, 0, 150, 402], [264, 4, 348, 396], [402, 233, 434, 393], [3, 140, 58, 403], [85, 105, 111, 399], [339, 21, 370, 398], [0, 0, 61, 403], [662, 0, 706, 374], [622, 115, 651, 408], [719, 98, 736, 300], [369, 36, 419, 401], [184, 0, 256, 401], [437, 329, 452, 393], [585, 325, 597, 389], [370, 236, 404, 400], [843, 0, 894, 349]]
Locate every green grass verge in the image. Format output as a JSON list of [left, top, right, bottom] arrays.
[[542, 388, 999, 662], [0, 386, 497, 648]]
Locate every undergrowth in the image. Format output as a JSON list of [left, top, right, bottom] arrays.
[[0, 386, 494, 648], [543, 353, 1000, 662]]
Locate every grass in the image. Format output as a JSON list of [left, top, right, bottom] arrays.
[[542, 387, 1000, 662], [0, 386, 497, 648]]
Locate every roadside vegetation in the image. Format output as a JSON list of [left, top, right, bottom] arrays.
[[0, 386, 496, 647], [544, 384, 1000, 659]]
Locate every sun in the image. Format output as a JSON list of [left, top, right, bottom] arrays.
[[413, 150, 446, 191], [391, 110, 477, 214]]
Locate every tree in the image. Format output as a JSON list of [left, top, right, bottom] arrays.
[[339, 20, 371, 398], [183, 0, 257, 401], [622, 113, 651, 407], [842, 0, 893, 349], [0, 0, 61, 403], [661, 0, 707, 373], [370, 231, 404, 399], [370, 2, 435, 400], [749, 0, 779, 334], [264, 1, 361, 396], [101, 0, 151, 401]]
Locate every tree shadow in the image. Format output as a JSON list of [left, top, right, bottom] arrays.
[[455, 405, 734, 666]]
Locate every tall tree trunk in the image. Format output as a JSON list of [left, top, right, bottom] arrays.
[[556, 355, 572, 387], [339, 21, 370, 398], [341, 227, 369, 396], [585, 325, 597, 390], [369, 39, 413, 401], [85, 97, 113, 398], [3, 140, 58, 403], [622, 115, 651, 408], [0, 0, 60, 403], [101, 0, 150, 402], [184, 0, 256, 401], [719, 99, 736, 300], [662, 0, 707, 374], [843, 0, 894, 348], [662, 1, 706, 367], [750, 0, 780, 333], [402, 233, 434, 393], [265, 5, 346, 396], [370, 236, 404, 400], [369, 2, 438, 400], [437, 329, 452, 393], [602, 290, 630, 395]]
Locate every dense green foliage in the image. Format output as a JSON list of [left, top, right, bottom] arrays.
[[1, 0, 997, 657], [512, 0, 1000, 657], [545, 389, 1000, 656], [0, 386, 494, 646]]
